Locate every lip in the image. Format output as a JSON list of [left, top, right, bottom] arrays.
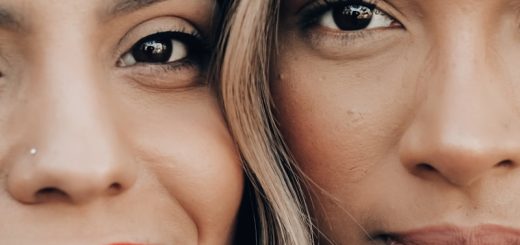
[[108, 243, 151, 245], [381, 224, 520, 245]]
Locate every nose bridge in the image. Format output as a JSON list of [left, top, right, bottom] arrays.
[[428, 30, 504, 141], [425, 0, 496, 91], [400, 14, 520, 187], [6, 25, 137, 204], [34, 25, 111, 153]]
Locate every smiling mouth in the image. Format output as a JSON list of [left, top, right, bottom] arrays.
[[374, 224, 520, 245]]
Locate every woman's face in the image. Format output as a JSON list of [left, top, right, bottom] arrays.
[[0, 0, 242, 244], [275, 0, 520, 244]]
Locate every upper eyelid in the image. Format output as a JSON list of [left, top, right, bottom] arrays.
[[122, 27, 202, 52], [113, 16, 202, 63], [375, 0, 409, 25], [106, 0, 167, 19], [119, 21, 199, 51]]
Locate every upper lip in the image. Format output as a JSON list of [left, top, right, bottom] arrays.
[[381, 224, 520, 244]]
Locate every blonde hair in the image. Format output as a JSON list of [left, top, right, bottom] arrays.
[[213, 0, 314, 244]]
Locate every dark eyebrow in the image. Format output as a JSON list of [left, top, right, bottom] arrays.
[[107, 0, 167, 17]]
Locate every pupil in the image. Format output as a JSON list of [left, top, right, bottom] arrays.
[[132, 37, 172, 63], [332, 4, 374, 31]]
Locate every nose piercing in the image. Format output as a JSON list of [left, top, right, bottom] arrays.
[[29, 147, 37, 156]]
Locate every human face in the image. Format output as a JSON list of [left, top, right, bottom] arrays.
[[275, 0, 520, 244], [0, 0, 242, 244]]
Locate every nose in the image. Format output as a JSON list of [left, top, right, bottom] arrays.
[[7, 140, 137, 204], [5, 36, 137, 204], [399, 23, 520, 187]]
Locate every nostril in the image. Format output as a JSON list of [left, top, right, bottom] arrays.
[[417, 163, 437, 172], [35, 187, 70, 203], [32, 182, 125, 203], [496, 160, 515, 168], [107, 182, 123, 195]]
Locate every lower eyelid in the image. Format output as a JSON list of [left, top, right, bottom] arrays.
[[301, 26, 405, 58], [121, 60, 206, 90], [304, 27, 377, 47], [129, 59, 198, 76]]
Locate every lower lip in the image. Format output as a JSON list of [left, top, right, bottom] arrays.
[[382, 224, 520, 245]]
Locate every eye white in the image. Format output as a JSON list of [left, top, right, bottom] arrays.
[[119, 52, 137, 67], [319, 8, 394, 30], [168, 40, 188, 63]]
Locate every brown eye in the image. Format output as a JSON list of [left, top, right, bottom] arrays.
[[333, 3, 375, 30], [319, 1, 396, 31], [133, 37, 173, 63], [118, 32, 188, 67]]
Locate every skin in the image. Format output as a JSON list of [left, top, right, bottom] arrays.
[[0, 0, 243, 244], [275, 0, 520, 244]]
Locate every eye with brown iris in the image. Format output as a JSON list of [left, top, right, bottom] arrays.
[[333, 3, 376, 30]]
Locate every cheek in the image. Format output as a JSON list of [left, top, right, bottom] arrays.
[[272, 45, 417, 195], [116, 89, 243, 242], [272, 47, 422, 241]]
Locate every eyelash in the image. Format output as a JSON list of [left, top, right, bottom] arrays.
[[297, 0, 402, 48], [299, 0, 381, 28], [118, 28, 210, 86]]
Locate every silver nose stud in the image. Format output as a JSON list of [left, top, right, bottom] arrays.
[[29, 147, 37, 156]]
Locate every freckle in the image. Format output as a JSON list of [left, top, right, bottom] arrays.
[[502, 121, 510, 130], [347, 109, 364, 124]]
